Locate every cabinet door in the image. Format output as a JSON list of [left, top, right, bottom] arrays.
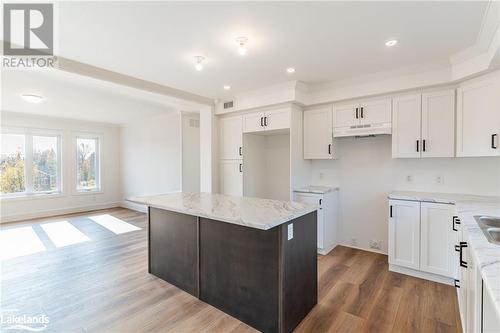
[[243, 112, 265, 133], [389, 200, 420, 270], [219, 116, 243, 160], [333, 102, 360, 128], [392, 94, 422, 158], [265, 108, 290, 131], [420, 202, 456, 277], [421, 90, 455, 158], [483, 281, 500, 333], [457, 75, 500, 157], [359, 98, 392, 125], [220, 160, 243, 196], [294, 193, 323, 250], [303, 106, 333, 159]]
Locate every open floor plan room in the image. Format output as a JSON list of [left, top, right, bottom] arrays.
[[1, 1, 499, 333]]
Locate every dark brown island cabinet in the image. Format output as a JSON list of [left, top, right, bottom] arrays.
[[130, 193, 318, 333]]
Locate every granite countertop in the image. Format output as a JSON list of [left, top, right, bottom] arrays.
[[293, 185, 339, 194], [389, 191, 500, 317], [128, 192, 317, 230]]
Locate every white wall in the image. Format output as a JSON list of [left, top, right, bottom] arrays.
[[120, 112, 182, 211], [309, 135, 500, 254], [0, 112, 121, 222], [181, 112, 200, 192]]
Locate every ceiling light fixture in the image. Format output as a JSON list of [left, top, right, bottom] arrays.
[[385, 39, 398, 47], [194, 56, 205, 71], [286, 67, 296, 74], [236, 37, 248, 55], [21, 94, 44, 103], [223, 85, 231, 90]]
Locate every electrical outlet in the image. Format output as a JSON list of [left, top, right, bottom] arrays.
[[406, 175, 412, 183], [436, 175, 444, 184], [319, 172, 324, 180], [369, 240, 381, 250], [287, 223, 293, 240]]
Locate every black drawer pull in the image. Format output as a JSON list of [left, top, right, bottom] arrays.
[[239, 163, 243, 173], [390, 205, 393, 218], [454, 279, 460, 288], [455, 242, 468, 268], [452, 216, 461, 231], [492, 134, 498, 149], [355, 108, 359, 119], [416, 140, 419, 152], [239, 146, 242, 156], [328, 144, 331, 155]]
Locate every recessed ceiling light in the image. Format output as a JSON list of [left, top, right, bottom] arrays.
[[223, 85, 231, 90], [286, 67, 296, 74], [236, 37, 248, 55], [385, 39, 398, 47], [194, 55, 205, 71], [21, 94, 44, 103]]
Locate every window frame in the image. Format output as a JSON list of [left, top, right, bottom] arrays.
[[1, 127, 63, 199], [73, 133, 102, 194]]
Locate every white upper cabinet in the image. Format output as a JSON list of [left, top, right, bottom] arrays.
[[242, 108, 290, 133], [219, 116, 243, 160], [333, 102, 359, 128], [421, 89, 455, 158], [243, 112, 265, 133], [392, 94, 422, 158], [457, 73, 500, 157], [388, 199, 420, 270], [360, 98, 392, 125], [303, 106, 335, 159]]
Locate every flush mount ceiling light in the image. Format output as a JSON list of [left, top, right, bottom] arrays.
[[20, 94, 44, 103], [385, 39, 398, 47], [223, 85, 231, 90], [194, 56, 205, 71], [286, 67, 296, 74], [236, 37, 248, 55]]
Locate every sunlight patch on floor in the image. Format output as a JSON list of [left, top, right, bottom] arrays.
[[89, 214, 141, 234], [41, 221, 90, 247], [0, 227, 46, 260]]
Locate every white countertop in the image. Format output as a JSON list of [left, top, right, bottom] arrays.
[[128, 192, 317, 230], [293, 185, 339, 194], [389, 191, 500, 317]]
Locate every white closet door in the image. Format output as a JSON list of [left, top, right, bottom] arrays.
[[220, 160, 243, 196], [388, 199, 420, 270], [303, 106, 333, 159], [392, 94, 422, 158], [219, 116, 243, 159], [421, 90, 455, 158]]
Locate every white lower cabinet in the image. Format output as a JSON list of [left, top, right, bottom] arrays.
[[220, 160, 243, 196], [483, 279, 500, 333], [388, 199, 458, 281]]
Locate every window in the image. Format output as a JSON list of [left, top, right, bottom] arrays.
[[76, 136, 100, 192], [1, 131, 61, 196]]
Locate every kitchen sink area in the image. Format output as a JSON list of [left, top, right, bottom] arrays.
[[475, 215, 500, 245]]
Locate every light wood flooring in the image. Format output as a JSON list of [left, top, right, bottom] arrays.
[[0, 208, 462, 333]]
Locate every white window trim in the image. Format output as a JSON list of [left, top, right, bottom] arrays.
[[1, 127, 63, 199], [73, 132, 103, 195]]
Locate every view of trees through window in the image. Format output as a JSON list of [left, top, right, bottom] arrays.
[[77, 137, 99, 191], [0, 134, 26, 194], [33, 136, 58, 192]]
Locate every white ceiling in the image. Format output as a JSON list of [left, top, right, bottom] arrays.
[[57, 1, 488, 99]]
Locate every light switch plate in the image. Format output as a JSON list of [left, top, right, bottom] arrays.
[[287, 223, 293, 240]]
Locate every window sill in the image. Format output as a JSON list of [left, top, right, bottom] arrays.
[[0, 192, 64, 202], [72, 189, 103, 196]]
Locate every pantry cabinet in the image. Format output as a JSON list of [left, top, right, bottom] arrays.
[[392, 89, 455, 158], [457, 73, 500, 157], [303, 105, 336, 159], [219, 116, 243, 160], [220, 160, 243, 196]]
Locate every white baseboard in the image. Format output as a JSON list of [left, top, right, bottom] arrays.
[[120, 200, 148, 213], [338, 242, 388, 255], [0, 201, 122, 224], [389, 264, 454, 286], [318, 243, 338, 255]]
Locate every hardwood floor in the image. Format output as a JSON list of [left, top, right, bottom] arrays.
[[0, 208, 462, 333]]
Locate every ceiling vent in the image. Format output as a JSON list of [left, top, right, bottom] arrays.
[[223, 101, 234, 109]]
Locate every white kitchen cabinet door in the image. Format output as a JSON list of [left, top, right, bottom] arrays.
[[420, 202, 456, 277], [265, 108, 290, 131], [421, 90, 456, 158], [483, 281, 500, 333], [359, 98, 392, 125], [389, 199, 420, 270], [303, 106, 334, 159], [457, 75, 500, 157], [294, 193, 324, 250], [219, 116, 243, 160], [220, 160, 243, 196], [392, 94, 422, 158], [333, 102, 359, 128], [243, 112, 265, 133]]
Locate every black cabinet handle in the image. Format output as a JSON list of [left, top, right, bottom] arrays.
[[452, 216, 461, 231], [390, 205, 393, 218], [239, 147, 242, 156], [455, 242, 468, 268], [492, 134, 498, 149], [416, 140, 419, 152], [260, 117, 263, 127], [319, 199, 322, 205], [454, 279, 460, 288], [328, 144, 331, 155], [360, 107, 364, 118], [239, 163, 242, 173], [423, 139, 426, 152], [355, 107, 359, 119], [265, 116, 268, 126]]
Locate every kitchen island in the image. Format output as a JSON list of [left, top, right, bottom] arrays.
[[129, 192, 318, 333]]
